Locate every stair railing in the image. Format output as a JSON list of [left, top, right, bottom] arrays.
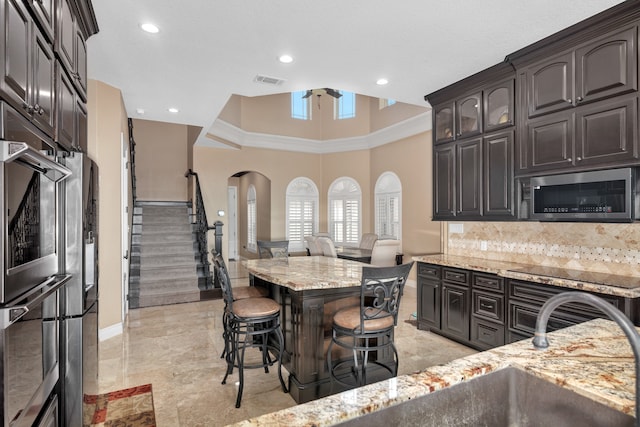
[[8, 172, 40, 268], [185, 169, 221, 289]]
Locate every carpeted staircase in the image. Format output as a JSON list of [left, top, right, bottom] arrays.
[[128, 201, 203, 308]]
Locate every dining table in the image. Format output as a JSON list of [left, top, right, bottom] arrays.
[[242, 255, 396, 403]]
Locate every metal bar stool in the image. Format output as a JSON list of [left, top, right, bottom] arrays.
[[213, 254, 287, 408], [327, 262, 414, 388], [213, 250, 269, 359]]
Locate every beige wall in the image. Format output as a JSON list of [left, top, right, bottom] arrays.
[[193, 146, 323, 260], [132, 118, 189, 201], [193, 128, 437, 276], [369, 98, 431, 132], [87, 80, 130, 333], [370, 131, 442, 258]]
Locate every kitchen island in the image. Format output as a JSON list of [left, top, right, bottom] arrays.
[[244, 256, 397, 403], [229, 318, 636, 426]]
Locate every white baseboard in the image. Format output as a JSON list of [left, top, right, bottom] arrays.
[[99, 322, 123, 341]]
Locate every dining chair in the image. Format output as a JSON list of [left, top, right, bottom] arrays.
[[359, 233, 378, 250], [326, 262, 414, 388], [317, 236, 337, 258], [304, 236, 323, 256], [370, 239, 400, 267], [257, 240, 289, 258], [213, 253, 288, 408]]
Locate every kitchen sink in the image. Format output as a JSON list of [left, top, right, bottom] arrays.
[[336, 367, 634, 426]]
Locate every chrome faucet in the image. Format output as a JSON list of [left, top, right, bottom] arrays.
[[533, 292, 640, 427]]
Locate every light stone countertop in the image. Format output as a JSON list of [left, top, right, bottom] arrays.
[[243, 256, 367, 291], [413, 254, 640, 298], [228, 318, 636, 426]]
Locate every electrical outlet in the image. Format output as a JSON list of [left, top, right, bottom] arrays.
[[480, 241, 488, 251], [449, 223, 464, 234]]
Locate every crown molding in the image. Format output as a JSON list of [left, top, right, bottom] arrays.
[[196, 112, 432, 153]]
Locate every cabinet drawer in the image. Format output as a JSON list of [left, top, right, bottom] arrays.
[[418, 263, 441, 279], [509, 280, 624, 318], [443, 268, 470, 285], [508, 300, 586, 337], [471, 317, 505, 350], [473, 273, 504, 293], [472, 290, 504, 323]]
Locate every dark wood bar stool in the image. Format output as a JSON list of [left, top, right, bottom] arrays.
[[327, 262, 414, 388], [213, 254, 287, 408]]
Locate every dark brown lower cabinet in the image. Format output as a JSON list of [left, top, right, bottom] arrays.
[[416, 262, 638, 351], [441, 283, 470, 342]]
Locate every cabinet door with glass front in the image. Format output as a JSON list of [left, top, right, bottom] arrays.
[[484, 80, 514, 132], [456, 92, 482, 138], [434, 102, 455, 144]]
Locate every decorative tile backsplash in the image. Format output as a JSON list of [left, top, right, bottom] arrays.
[[446, 222, 640, 276]]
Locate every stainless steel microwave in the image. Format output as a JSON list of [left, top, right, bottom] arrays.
[[530, 168, 638, 222]]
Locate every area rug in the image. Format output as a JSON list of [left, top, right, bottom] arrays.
[[83, 384, 156, 427]]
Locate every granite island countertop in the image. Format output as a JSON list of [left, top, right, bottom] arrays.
[[228, 318, 636, 426], [243, 256, 366, 291], [412, 254, 640, 298]]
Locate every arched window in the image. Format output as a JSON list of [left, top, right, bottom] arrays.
[[375, 172, 402, 241], [247, 185, 257, 252], [286, 177, 319, 253], [328, 177, 361, 246]]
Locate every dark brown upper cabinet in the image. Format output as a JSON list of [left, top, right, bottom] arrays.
[[456, 93, 482, 139], [456, 137, 482, 217], [575, 26, 637, 106], [484, 130, 514, 217], [434, 102, 455, 144], [433, 142, 456, 218], [0, 0, 56, 137], [484, 80, 514, 132], [525, 51, 574, 118], [525, 26, 637, 119], [513, 19, 640, 176], [427, 63, 516, 221], [26, 0, 55, 42], [56, 0, 87, 100]]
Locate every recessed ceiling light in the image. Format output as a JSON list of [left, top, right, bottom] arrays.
[[136, 108, 145, 115], [140, 23, 159, 33], [376, 78, 389, 86], [168, 107, 179, 113], [278, 54, 293, 64]]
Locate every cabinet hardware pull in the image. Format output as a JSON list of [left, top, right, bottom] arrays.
[[576, 156, 582, 161], [567, 98, 572, 104], [567, 158, 572, 162], [576, 96, 583, 103]]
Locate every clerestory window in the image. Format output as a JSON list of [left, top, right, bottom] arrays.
[[291, 90, 311, 120], [334, 91, 356, 120]]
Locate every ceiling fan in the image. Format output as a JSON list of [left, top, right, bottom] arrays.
[[302, 88, 342, 99]]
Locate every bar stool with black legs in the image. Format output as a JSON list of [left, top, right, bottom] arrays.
[[327, 262, 413, 389], [213, 254, 288, 408], [212, 250, 269, 360]]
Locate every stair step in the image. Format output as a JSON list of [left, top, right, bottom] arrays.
[[129, 200, 211, 309]]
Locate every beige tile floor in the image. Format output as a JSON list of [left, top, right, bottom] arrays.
[[98, 261, 477, 426]]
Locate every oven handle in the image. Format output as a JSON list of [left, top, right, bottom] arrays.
[[0, 274, 71, 329], [1, 140, 72, 182]]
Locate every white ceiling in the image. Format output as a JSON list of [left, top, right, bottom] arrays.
[[88, 0, 625, 147]]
